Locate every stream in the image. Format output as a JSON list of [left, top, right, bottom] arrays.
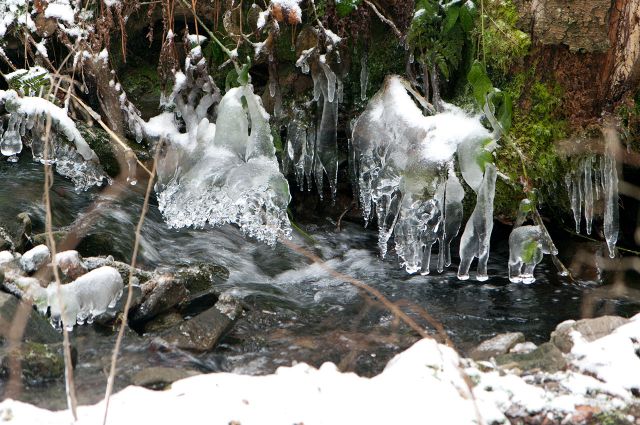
[[2, 156, 640, 410]]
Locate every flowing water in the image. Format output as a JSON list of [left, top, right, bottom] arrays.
[[2, 156, 639, 410]]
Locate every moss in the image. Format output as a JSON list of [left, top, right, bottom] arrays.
[[592, 411, 635, 425], [476, 0, 531, 86], [493, 72, 569, 218], [78, 124, 121, 177], [119, 63, 162, 102]]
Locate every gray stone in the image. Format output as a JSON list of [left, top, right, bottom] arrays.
[[509, 342, 537, 355], [132, 367, 199, 390], [469, 332, 525, 361], [159, 301, 241, 352], [131, 275, 189, 323], [495, 342, 567, 373], [0, 292, 60, 344], [143, 310, 183, 333], [551, 316, 629, 353], [0, 341, 74, 384]]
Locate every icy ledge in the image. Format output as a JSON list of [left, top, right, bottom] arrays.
[[3, 313, 639, 425]]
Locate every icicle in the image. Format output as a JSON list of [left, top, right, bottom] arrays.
[[583, 157, 593, 235], [458, 163, 497, 281], [125, 150, 137, 185], [360, 52, 369, 101], [603, 151, 619, 258], [319, 55, 336, 103], [438, 168, 464, 271], [508, 225, 550, 284], [570, 169, 581, 233]]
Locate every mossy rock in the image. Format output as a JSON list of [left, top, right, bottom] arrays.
[[174, 263, 230, 295], [495, 342, 566, 373], [78, 124, 121, 178]]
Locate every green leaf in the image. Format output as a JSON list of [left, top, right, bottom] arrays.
[[521, 239, 540, 263], [459, 4, 473, 32], [475, 147, 494, 170], [467, 60, 493, 108], [237, 59, 251, 86], [336, 0, 362, 17], [488, 90, 513, 132], [443, 5, 460, 33]]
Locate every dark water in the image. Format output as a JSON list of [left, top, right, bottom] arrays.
[[2, 157, 639, 410]]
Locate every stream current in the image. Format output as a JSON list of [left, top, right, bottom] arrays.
[[1, 156, 639, 410]]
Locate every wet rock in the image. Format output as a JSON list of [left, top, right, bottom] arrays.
[[14, 213, 32, 252], [53, 250, 87, 281], [469, 332, 525, 361], [132, 367, 199, 390], [76, 234, 122, 261], [175, 263, 229, 294], [551, 316, 629, 353], [495, 342, 567, 373], [0, 227, 13, 251], [0, 342, 75, 384], [159, 300, 241, 352], [509, 342, 537, 355], [131, 275, 188, 323], [0, 292, 60, 344], [19, 245, 50, 274], [143, 310, 183, 333], [31, 231, 68, 247], [84, 256, 153, 283]]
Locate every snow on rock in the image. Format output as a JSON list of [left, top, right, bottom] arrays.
[[19, 244, 50, 273], [0, 250, 15, 265], [53, 250, 87, 280], [570, 314, 640, 396], [0, 338, 499, 424]]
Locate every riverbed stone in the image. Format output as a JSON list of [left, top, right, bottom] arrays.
[[509, 342, 537, 355], [143, 310, 183, 333], [469, 332, 525, 361], [0, 342, 74, 384], [53, 250, 87, 281], [0, 292, 59, 344], [495, 342, 567, 373], [158, 300, 241, 352], [31, 231, 68, 247], [550, 316, 629, 353], [175, 263, 229, 294], [132, 367, 199, 390], [131, 275, 188, 323]]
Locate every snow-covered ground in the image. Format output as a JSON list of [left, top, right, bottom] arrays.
[[1, 314, 639, 425]]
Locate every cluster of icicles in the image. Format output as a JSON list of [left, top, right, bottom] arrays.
[[349, 76, 620, 282], [565, 154, 619, 258]]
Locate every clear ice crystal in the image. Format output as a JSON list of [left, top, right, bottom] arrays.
[[457, 163, 497, 281], [151, 48, 291, 245], [566, 152, 619, 258], [508, 225, 554, 284], [351, 75, 493, 276]]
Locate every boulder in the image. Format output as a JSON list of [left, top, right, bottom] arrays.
[[495, 342, 567, 373], [132, 367, 199, 390], [509, 342, 537, 355], [53, 250, 87, 281], [131, 275, 188, 323], [0, 292, 59, 344], [550, 316, 629, 353], [469, 332, 525, 361], [159, 300, 241, 352], [143, 310, 183, 333], [0, 342, 75, 384]]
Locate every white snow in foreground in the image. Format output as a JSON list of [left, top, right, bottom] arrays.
[[1, 315, 639, 424]]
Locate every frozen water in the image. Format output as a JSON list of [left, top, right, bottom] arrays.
[[151, 47, 291, 245], [602, 153, 618, 258], [47, 266, 123, 330], [508, 225, 554, 283], [457, 164, 497, 281], [351, 75, 494, 276]]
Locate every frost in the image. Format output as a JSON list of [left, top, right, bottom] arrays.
[[351, 76, 494, 276], [186, 34, 207, 45], [46, 266, 123, 330], [151, 47, 291, 245]]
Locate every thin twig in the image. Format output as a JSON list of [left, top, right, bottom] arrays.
[[364, 0, 402, 38], [102, 146, 159, 425], [43, 108, 79, 421]]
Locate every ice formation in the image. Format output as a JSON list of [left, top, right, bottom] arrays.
[[350, 75, 496, 277], [284, 29, 340, 199], [19, 244, 51, 273], [565, 152, 619, 258], [0, 88, 106, 189], [507, 199, 558, 284], [151, 45, 291, 245], [46, 266, 123, 330]]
